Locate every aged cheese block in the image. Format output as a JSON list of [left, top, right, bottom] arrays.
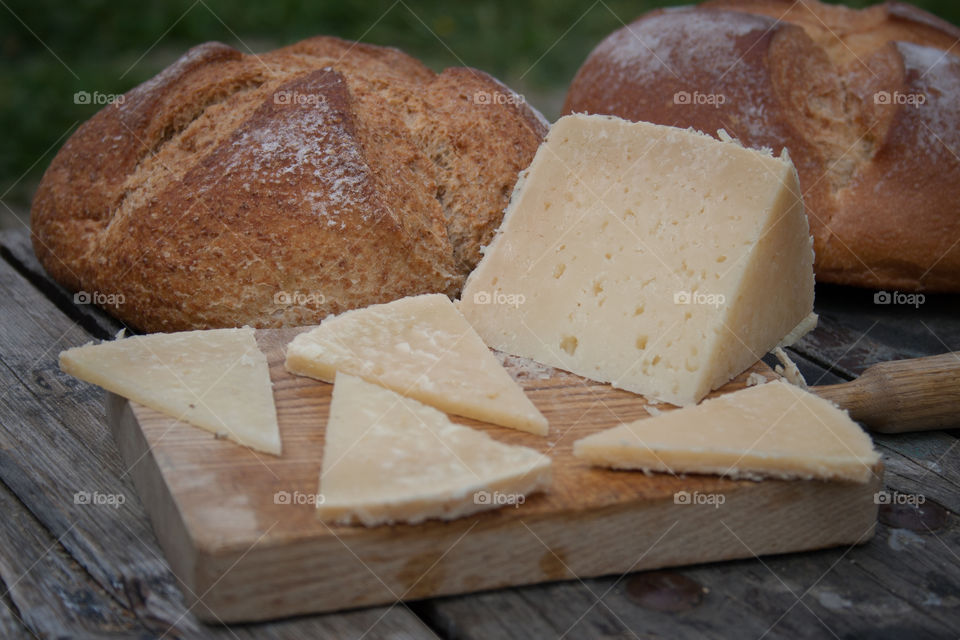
[[573, 380, 879, 482], [318, 373, 552, 526], [286, 294, 548, 434], [60, 327, 281, 455], [460, 114, 815, 406]]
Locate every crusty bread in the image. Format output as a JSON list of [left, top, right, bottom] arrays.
[[32, 37, 547, 332], [564, 0, 960, 292]]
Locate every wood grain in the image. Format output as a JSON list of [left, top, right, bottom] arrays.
[[416, 348, 960, 640], [0, 582, 30, 640], [814, 352, 960, 433], [789, 284, 960, 379], [3, 227, 955, 637], [416, 536, 960, 640], [0, 229, 124, 340], [0, 481, 148, 638], [0, 257, 438, 639], [108, 327, 882, 622]]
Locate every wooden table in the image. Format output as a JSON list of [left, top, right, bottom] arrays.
[[0, 226, 957, 639]]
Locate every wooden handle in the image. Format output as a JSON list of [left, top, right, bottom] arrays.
[[812, 352, 960, 433]]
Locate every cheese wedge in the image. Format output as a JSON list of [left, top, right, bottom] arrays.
[[60, 327, 281, 455], [573, 380, 879, 482], [460, 114, 815, 406], [286, 294, 548, 435], [318, 373, 552, 526]]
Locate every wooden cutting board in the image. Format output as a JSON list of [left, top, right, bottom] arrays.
[[105, 327, 882, 623]]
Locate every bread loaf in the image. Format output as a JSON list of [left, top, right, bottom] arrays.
[[564, 0, 960, 292], [32, 37, 547, 332]]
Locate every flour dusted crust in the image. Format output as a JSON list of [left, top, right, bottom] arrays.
[[564, 0, 960, 292], [32, 37, 547, 331]]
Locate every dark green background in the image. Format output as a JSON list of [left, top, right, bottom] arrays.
[[2, 0, 958, 228]]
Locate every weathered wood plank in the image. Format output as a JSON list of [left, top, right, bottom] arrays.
[[791, 284, 960, 378], [417, 542, 958, 640], [417, 499, 958, 640], [852, 510, 960, 628], [0, 480, 151, 638], [4, 232, 956, 638], [874, 432, 960, 515], [0, 360, 205, 637], [0, 580, 32, 640], [0, 228, 125, 340], [0, 260, 439, 639], [418, 334, 960, 639]]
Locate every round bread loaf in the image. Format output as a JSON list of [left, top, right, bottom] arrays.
[[32, 37, 547, 331], [564, 0, 960, 292]]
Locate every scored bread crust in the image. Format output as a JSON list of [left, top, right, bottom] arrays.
[[32, 37, 547, 332], [564, 0, 960, 292]]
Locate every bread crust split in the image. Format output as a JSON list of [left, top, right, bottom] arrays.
[[565, 0, 960, 292], [32, 36, 548, 331]]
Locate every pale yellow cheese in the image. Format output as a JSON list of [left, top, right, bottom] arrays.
[[573, 380, 879, 482], [318, 373, 552, 526], [59, 327, 281, 455], [285, 294, 548, 435], [460, 114, 815, 406]]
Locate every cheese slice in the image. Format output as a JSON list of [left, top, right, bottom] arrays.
[[285, 294, 548, 435], [60, 327, 281, 455], [460, 114, 815, 406], [318, 373, 552, 526], [573, 380, 879, 482]]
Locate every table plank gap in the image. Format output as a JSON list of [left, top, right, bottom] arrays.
[[0, 575, 34, 640], [0, 258, 443, 640], [414, 348, 956, 639], [0, 229, 124, 340], [0, 479, 154, 638]]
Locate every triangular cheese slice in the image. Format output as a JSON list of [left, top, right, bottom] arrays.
[[286, 294, 548, 435], [318, 373, 551, 526], [60, 327, 281, 455], [573, 380, 879, 482]]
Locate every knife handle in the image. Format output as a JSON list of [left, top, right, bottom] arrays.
[[812, 352, 960, 433]]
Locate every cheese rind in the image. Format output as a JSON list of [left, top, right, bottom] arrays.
[[573, 380, 879, 482], [459, 114, 815, 406], [318, 373, 552, 526], [285, 294, 548, 434], [59, 327, 281, 455]]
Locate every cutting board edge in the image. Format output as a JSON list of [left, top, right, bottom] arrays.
[[186, 471, 881, 622], [107, 389, 881, 622]]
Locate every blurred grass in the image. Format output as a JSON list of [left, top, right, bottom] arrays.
[[2, 0, 959, 228]]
